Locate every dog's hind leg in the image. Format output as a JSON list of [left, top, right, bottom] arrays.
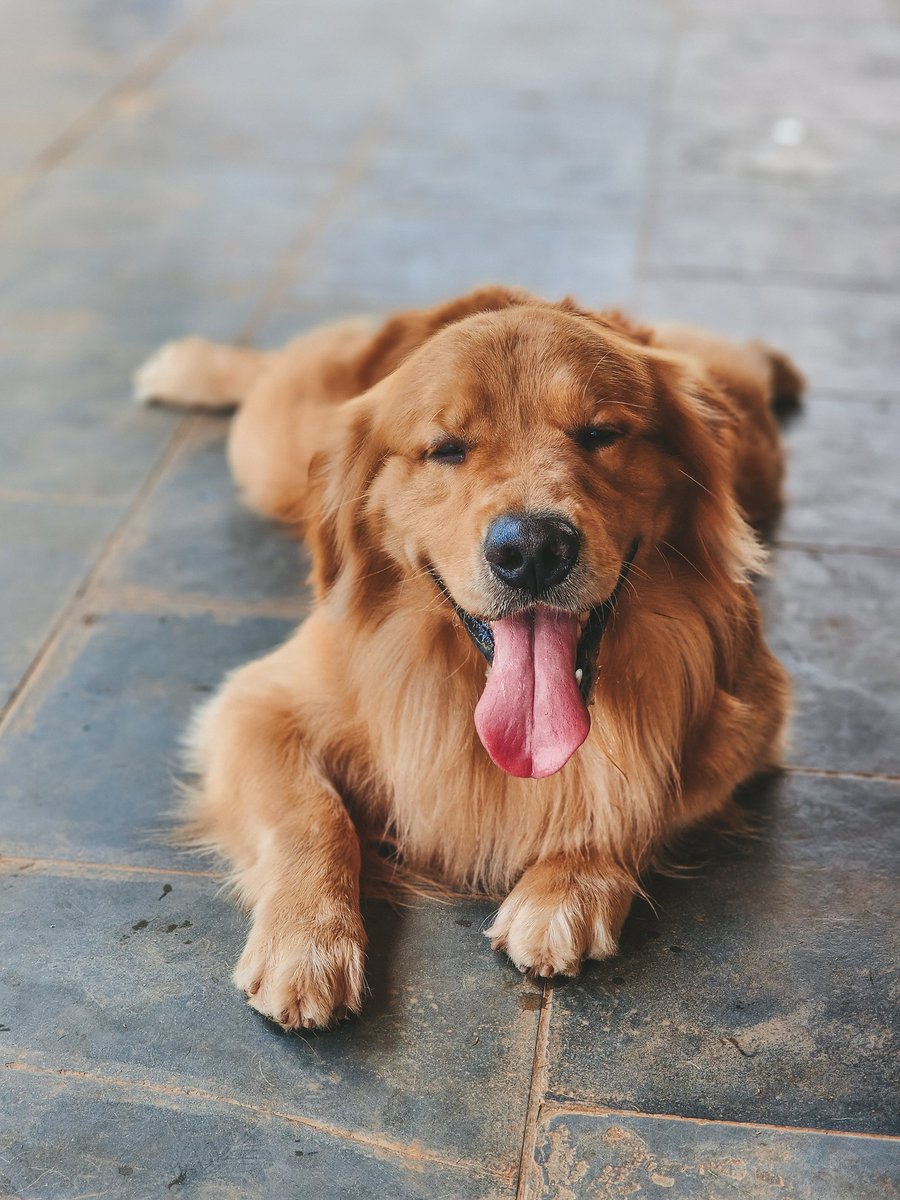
[[133, 337, 270, 408]]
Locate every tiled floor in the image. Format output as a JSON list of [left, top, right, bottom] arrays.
[[1, 1, 898, 1196]]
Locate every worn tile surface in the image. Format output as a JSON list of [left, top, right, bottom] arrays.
[[529, 1110, 900, 1200], [104, 417, 309, 606], [0, 1071, 507, 1200], [542, 773, 900, 1135], [2, 0, 899, 1194], [778, 393, 900, 552], [758, 550, 900, 774], [0, 498, 119, 706], [0, 866, 538, 1187], [0, 611, 293, 867], [649, 14, 900, 286]]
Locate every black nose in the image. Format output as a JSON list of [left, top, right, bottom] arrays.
[[484, 513, 580, 596]]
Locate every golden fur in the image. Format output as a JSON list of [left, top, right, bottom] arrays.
[[135, 286, 800, 1029]]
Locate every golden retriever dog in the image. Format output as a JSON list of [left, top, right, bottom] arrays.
[[135, 286, 802, 1030]]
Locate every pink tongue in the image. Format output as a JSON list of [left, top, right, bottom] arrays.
[[474, 609, 590, 779]]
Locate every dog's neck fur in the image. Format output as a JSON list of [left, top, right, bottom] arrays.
[[331, 551, 744, 892]]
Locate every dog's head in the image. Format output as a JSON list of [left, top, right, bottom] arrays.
[[310, 289, 761, 780]]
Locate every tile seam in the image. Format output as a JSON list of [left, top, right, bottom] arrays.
[[0, 414, 196, 739], [514, 985, 554, 1200], [0, 0, 238, 222], [539, 1095, 900, 1143], [1, 1058, 514, 1184]]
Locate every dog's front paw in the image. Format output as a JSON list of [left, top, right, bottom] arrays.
[[234, 904, 366, 1030], [486, 860, 633, 978]]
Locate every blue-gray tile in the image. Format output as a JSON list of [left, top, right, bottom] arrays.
[[0, 341, 179, 504], [261, 0, 664, 334], [635, 278, 900, 393], [0, 497, 120, 705], [0, 0, 210, 178], [543, 773, 900, 1134], [779, 394, 900, 551], [105, 417, 309, 604], [660, 15, 900, 192], [0, 1070, 510, 1200], [0, 866, 540, 1178], [0, 611, 294, 866], [649, 14, 900, 284], [529, 1109, 900, 1200], [0, 0, 443, 505], [759, 549, 900, 774]]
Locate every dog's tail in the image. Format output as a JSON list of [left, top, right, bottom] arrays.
[[133, 337, 271, 409]]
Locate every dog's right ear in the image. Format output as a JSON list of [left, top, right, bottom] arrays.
[[354, 285, 536, 388], [306, 393, 391, 599]]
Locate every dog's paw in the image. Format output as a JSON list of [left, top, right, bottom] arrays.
[[486, 861, 631, 978], [234, 906, 366, 1030]]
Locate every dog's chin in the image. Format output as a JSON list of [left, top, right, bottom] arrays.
[[428, 539, 639, 780]]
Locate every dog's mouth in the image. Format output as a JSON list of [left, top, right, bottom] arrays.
[[429, 539, 639, 780]]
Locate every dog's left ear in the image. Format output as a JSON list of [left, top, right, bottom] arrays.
[[306, 393, 391, 598], [354, 285, 537, 388], [650, 351, 765, 584]]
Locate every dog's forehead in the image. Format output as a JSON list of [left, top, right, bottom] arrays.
[[456, 307, 609, 378], [406, 307, 645, 427]]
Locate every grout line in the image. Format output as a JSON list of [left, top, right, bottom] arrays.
[[514, 984, 553, 1200], [0, 0, 237, 222], [1, 1059, 513, 1184], [631, 1, 682, 301], [0, 4, 444, 732], [639, 264, 900, 297], [0, 488, 123, 509], [0, 414, 195, 739], [783, 764, 900, 784], [236, 106, 396, 345], [236, 7, 444, 344], [807, 385, 900, 401], [540, 1097, 900, 1144], [84, 586, 308, 622], [0, 855, 226, 882], [772, 539, 900, 560]]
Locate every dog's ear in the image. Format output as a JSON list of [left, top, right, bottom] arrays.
[[650, 351, 765, 585], [306, 394, 392, 598], [556, 298, 655, 346], [354, 285, 536, 388]]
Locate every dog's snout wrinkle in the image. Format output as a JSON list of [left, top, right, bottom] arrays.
[[484, 512, 580, 597]]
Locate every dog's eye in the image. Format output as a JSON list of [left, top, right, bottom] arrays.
[[426, 439, 468, 465], [571, 424, 624, 451]]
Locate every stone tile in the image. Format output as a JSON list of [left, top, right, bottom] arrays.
[[529, 1109, 900, 1200], [779, 394, 900, 551], [0, 498, 120, 706], [0, 611, 293, 866], [0, 0, 209, 176], [759, 549, 899, 774], [650, 187, 900, 289], [0, 1070, 508, 1200], [661, 16, 900, 192], [0, 0, 442, 506], [543, 773, 900, 1134], [104, 417, 309, 605], [685, 0, 890, 14], [0, 340, 179, 504], [261, 0, 664, 336], [649, 15, 900, 284], [0, 866, 540, 1180], [635, 277, 900, 392]]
